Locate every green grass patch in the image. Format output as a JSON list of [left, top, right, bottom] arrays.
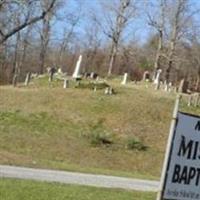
[[0, 178, 156, 200]]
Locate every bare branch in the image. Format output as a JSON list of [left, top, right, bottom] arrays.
[[0, 0, 57, 44]]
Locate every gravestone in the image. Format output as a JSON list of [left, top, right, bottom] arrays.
[[105, 86, 114, 95], [194, 93, 200, 107], [168, 82, 172, 92], [164, 81, 172, 92], [63, 79, 69, 89], [121, 73, 128, 85], [90, 72, 98, 80], [72, 55, 82, 79], [58, 68, 63, 74], [178, 79, 189, 93], [24, 72, 31, 86], [90, 72, 94, 79], [188, 94, 192, 106], [154, 69, 162, 90], [143, 71, 150, 81]]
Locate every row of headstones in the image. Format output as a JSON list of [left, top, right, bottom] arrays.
[[122, 70, 188, 93], [25, 71, 116, 95], [184, 93, 200, 107], [121, 71, 199, 104], [24, 54, 199, 103], [24, 55, 83, 86], [120, 70, 167, 90]]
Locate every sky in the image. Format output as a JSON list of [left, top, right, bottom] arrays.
[[52, 0, 152, 46], [52, 0, 200, 48]]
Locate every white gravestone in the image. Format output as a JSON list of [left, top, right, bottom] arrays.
[[58, 68, 62, 74], [72, 55, 82, 79], [121, 73, 128, 85], [63, 79, 69, 89], [154, 69, 162, 90]]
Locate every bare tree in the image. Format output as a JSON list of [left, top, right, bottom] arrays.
[[58, 11, 81, 69], [82, 19, 102, 73], [147, 0, 166, 81], [94, 0, 137, 76], [12, 14, 21, 86], [164, 0, 198, 84], [39, 0, 54, 74], [0, 0, 57, 44]]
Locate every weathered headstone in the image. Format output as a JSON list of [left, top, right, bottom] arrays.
[[58, 68, 62, 74], [72, 55, 82, 79], [105, 87, 109, 95], [90, 72, 94, 79], [90, 72, 98, 80], [63, 79, 69, 89], [143, 71, 150, 81], [164, 81, 172, 92], [194, 93, 200, 107], [168, 82, 172, 92], [121, 73, 128, 85], [24, 72, 31, 86], [154, 69, 162, 90], [178, 79, 189, 93], [105, 86, 114, 95], [188, 94, 192, 106]]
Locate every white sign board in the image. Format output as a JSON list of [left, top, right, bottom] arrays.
[[164, 112, 200, 200]]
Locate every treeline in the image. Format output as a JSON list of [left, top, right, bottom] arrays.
[[0, 0, 199, 91]]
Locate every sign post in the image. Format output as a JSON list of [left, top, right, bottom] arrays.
[[157, 95, 200, 200], [157, 94, 181, 200]]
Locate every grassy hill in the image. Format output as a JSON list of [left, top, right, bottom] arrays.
[[0, 77, 199, 179]]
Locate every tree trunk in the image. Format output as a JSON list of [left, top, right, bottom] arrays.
[[12, 21, 20, 87], [153, 30, 163, 81], [165, 0, 186, 84], [107, 0, 131, 76], [165, 33, 176, 84], [39, 13, 51, 74], [108, 44, 117, 76]]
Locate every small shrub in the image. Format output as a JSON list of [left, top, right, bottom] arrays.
[[83, 119, 114, 147], [126, 137, 147, 151], [90, 132, 113, 146]]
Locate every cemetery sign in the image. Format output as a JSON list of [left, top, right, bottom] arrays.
[[162, 112, 200, 200]]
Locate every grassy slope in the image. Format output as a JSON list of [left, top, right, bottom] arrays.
[[0, 78, 199, 179], [0, 178, 156, 200]]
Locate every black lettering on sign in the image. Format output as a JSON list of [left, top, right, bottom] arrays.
[[187, 167, 196, 184], [171, 165, 200, 186], [195, 121, 200, 131], [180, 166, 188, 184], [196, 168, 200, 186], [178, 136, 193, 159], [172, 164, 181, 183]]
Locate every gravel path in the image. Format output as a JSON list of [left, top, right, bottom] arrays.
[[0, 165, 159, 192]]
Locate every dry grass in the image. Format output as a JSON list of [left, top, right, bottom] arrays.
[[0, 78, 199, 179]]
